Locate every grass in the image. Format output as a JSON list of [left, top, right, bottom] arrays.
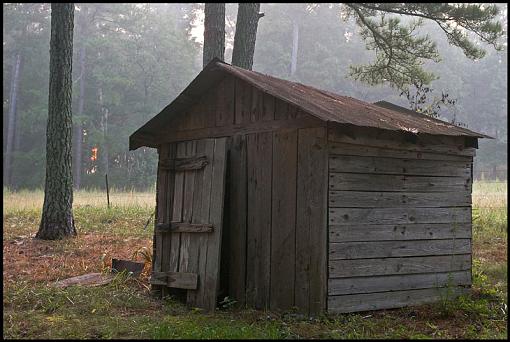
[[2, 181, 507, 339], [3, 187, 154, 239], [3, 187, 155, 211]]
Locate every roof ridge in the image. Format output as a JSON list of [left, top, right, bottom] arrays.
[[217, 62, 489, 139], [372, 100, 492, 138], [130, 60, 490, 150]]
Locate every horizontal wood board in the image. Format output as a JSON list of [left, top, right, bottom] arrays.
[[156, 222, 214, 233], [329, 191, 471, 208], [329, 207, 471, 225], [329, 223, 471, 242], [328, 125, 476, 157], [328, 270, 471, 295], [329, 154, 471, 177], [328, 287, 469, 313], [328, 141, 472, 162], [150, 271, 198, 290], [329, 173, 472, 192], [329, 239, 471, 260], [329, 254, 471, 278], [326, 141, 473, 312]]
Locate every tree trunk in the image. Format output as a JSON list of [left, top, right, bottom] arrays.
[[290, 20, 299, 76], [37, 3, 76, 240], [98, 86, 109, 176], [203, 3, 225, 67], [14, 55, 24, 156], [14, 101, 22, 152], [4, 53, 22, 187], [232, 3, 263, 70], [73, 6, 88, 190]]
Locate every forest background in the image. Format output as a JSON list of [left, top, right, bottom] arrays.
[[3, 3, 507, 191]]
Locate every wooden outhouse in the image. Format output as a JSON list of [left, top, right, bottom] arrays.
[[129, 58, 490, 315]]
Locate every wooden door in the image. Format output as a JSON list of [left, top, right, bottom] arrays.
[[151, 137, 227, 311]]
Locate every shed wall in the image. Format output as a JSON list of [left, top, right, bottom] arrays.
[[153, 77, 328, 314], [153, 75, 324, 144], [327, 127, 474, 313], [226, 127, 328, 314]]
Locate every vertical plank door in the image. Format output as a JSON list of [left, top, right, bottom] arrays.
[[151, 137, 228, 312]]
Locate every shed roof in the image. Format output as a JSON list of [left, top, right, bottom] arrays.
[[130, 59, 490, 150]]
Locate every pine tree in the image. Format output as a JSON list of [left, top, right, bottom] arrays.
[[203, 3, 225, 67], [344, 3, 504, 90], [36, 3, 76, 240], [231, 3, 264, 70]]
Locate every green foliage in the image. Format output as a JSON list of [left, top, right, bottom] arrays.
[[348, 15, 439, 89], [3, 202, 154, 240], [3, 3, 199, 190], [344, 3, 505, 90], [151, 315, 285, 339], [4, 280, 161, 339], [3, 3, 507, 190], [218, 296, 238, 310], [399, 79, 457, 119], [253, 3, 507, 172]]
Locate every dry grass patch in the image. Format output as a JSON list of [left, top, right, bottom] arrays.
[[2, 184, 507, 339], [3, 188, 155, 212], [3, 233, 152, 286]]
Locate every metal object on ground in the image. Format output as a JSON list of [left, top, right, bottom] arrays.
[[111, 258, 144, 277]]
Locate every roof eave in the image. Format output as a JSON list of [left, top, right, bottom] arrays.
[[129, 60, 493, 151], [372, 101, 493, 139], [129, 58, 226, 150]]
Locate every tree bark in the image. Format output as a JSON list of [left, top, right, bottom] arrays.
[[203, 3, 225, 67], [37, 3, 76, 240], [73, 5, 88, 190], [4, 53, 22, 187], [232, 3, 263, 70], [290, 20, 299, 76]]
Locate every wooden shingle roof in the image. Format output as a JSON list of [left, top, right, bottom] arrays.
[[130, 59, 490, 150]]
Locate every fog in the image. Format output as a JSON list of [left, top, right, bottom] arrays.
[[3, 3, 507, 190]]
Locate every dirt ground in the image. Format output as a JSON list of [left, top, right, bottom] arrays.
[[3, 232, 152, 285]]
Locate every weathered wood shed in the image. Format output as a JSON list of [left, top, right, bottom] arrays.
[[129, 58, 490, 315]]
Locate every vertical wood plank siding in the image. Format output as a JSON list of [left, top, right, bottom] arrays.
[[227, 135, 248, 306], [168, 143, 186, 274], [155, 138, 227, 311], [157, 144, 177, 297], [186, 140, 207, 305], [326, 130, 473, 313], [153, 145, 169, 295], [224, 80, 327, 313], [191, 139, 216, 307], [179, 141, 197, 274], [295, 127, 327, 315], [270, 129, 298, 310], [246, 132, 273, 309], [202, 138, 228, 310]]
